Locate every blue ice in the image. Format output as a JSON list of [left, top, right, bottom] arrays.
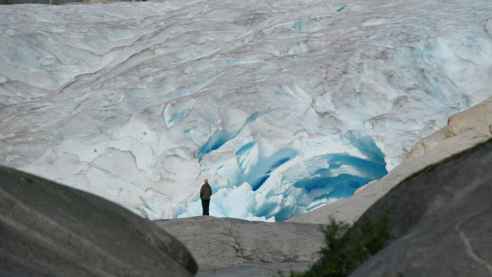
[[256, 133, 387, 221], [197, 112, 261, 160], [197, 130, 233, 160], [189, 128, 387, 222], [235, 142, 297, 191]]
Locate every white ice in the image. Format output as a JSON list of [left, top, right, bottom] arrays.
[[0, 0, 491, 220]]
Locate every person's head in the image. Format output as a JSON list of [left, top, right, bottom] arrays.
[[204, 178, 209, 184]]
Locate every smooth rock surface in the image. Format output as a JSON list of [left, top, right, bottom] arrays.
[[349, 138, 492, 277], [157, 216, 324, 275], [406, 96, 492, 160], [196, 263, 311, 277], [0, 165, 197, 277]]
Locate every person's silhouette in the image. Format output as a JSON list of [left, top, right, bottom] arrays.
[[200, 179, 212, 216]]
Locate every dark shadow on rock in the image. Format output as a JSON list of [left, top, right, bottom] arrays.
[[0, 165, 198, 277], [350, 139, 492, 277]]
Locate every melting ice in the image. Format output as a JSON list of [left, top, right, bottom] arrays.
[[0, 0, 491, 220]]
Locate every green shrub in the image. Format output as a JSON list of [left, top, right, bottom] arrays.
[[287, 213, 391, 277]]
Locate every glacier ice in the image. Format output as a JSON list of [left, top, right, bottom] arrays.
[[0, 0, 492, 220], [178, 131, 386, 221]]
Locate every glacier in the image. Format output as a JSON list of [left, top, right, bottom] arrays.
[[0, 0, 491, 220]]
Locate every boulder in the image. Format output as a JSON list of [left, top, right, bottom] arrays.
[[0, 165, 197, 277], [350, 138, 492, 277]]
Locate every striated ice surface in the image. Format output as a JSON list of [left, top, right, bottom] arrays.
[[0, 0, 491, 220]]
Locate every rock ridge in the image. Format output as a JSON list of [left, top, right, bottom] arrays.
[[157, 216, 324, 276]]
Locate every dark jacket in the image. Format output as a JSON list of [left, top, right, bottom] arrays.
[[200, 183, 212, 200]]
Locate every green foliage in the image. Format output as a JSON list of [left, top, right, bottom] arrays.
[[286, 214, 391, 277]]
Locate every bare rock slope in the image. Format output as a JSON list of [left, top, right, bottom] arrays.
[[0, 165, 197, 277], [349, 138, 492, 277], [157, 216, 324, 277]]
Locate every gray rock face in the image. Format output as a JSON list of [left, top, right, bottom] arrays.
[[0, 165, 197, 277], [195, 263, 311, 277], [157, 216, 324, 276], [350, 139, 492, 277]]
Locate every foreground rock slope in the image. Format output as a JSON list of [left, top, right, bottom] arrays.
[[158, 216, 324, 276], [349, 138, 492, 277], [0, 165, 197, 277]]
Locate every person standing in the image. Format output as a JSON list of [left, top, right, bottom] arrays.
[[200, 179, 212, 216]]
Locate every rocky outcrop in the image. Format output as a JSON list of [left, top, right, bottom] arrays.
[[0, 165, 197, 277], [157, 216, 324, 276], [349, 138, 492, 277], [289, 96, 492, 225], [406, 96, 492, 160]]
